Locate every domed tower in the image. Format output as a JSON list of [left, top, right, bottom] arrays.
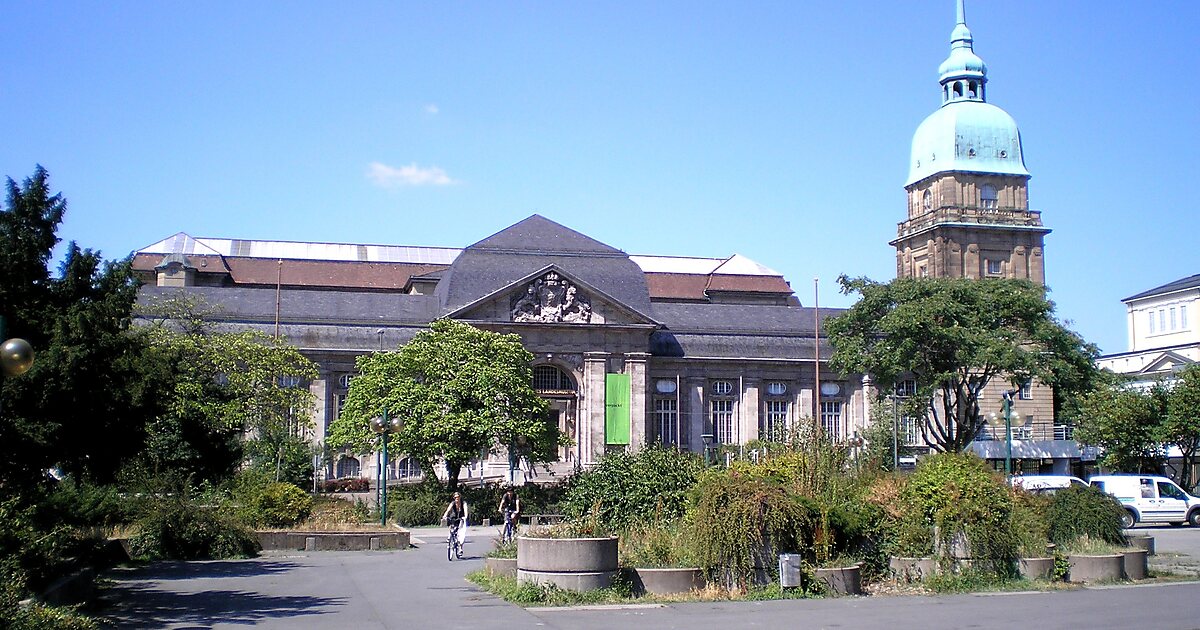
[[891, 0, 1050, 284]]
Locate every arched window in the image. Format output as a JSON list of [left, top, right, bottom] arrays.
[[922, 189, 933, 212], [980, 184, 998, 209], [532, 365, 574, 392], [953, 81, 963, 98], [336, 456, 360, 479], [967, 81, 977, 98]]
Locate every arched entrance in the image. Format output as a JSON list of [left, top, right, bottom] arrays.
[[532, 364, 578, 467]]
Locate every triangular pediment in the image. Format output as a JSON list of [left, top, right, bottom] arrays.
[[1139, 350, 1196, 375], [446, 265, 658, 327]]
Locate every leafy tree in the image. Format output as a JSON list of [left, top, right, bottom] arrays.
[[1164, 365, 1200, 490], [827, 276, 1098, 453], [1074, 380, 1166, 473], [327, 319, 558, 490], [138, 299, 318, 484], [1, 167, 163, 488]]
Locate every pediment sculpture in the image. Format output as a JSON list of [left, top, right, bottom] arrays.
[[511, 272, 592, 323]]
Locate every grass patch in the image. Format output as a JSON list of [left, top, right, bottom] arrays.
[[466, 570, 822, 606]]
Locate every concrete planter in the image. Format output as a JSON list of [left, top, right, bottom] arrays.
[[485, 557, 517, 578], [1018, 557, 1054, 581], [516, 536, 618, 591], [257, 530, 410, 552], [627, 567, 706, 595], [1126, 535, 1155, 556], [1121, 549, 1149, 580], [814, 565, 863, 595], [889, 556, 938, 582], [1066, 554, 1124, 583]]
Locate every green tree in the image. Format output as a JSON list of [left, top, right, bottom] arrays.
[[327, 319, 557, 490], [1074, 380, 1166, 473], [139, 300, 318, 484], [827, 276, 1098, 453], [1, 167, 163, 488], [1164, 365, 1200, 490]]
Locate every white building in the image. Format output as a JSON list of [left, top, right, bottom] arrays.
[[1098, 274, 1200, 386]]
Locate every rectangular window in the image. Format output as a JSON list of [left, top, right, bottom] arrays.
[[335, 394, 347, 419], [1170, 307, 1177, 330], [1182, 305, 1189, 329], [1160, 309, 1167, 331], [895, 379, 917, 398], [901, 416, 922, 446], [654, 398, 678, 446], [711, 399, 734, 444], [763, 400, 789, 442], [820, 401, 842, 439], [1149, 310, 1156, 333], [1019, 380, 1032, 400], [986, 259, 1002, 275]]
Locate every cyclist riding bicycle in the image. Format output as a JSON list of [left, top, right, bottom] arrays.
[[499, 488, 521, 542], [442, 492, 468, 559]]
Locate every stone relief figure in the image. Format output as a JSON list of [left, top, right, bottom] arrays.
[[511, 272, 592, 323]]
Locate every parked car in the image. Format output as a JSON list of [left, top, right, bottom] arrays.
[[1011, 475, 1088, 494], [1089, 474, 1200, 528]]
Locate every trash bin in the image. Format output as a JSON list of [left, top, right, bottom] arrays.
[[779, 553, 803, 588]]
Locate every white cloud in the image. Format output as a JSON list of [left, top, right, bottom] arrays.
[[424, 103, 439, 114], [366, 162, 455, 187]]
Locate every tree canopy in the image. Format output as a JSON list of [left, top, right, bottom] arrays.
[[827, 276, 1098, 453], [1074, 377, 1167, 474], [1164, 365, 1200, 490], [327, 319, 558, 489]]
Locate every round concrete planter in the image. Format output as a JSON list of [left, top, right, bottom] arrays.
[[1126, 535, 1155, 556], [485, 557, 517, 578], [814, 565, 862, 595], [889, 556, 938, 582], [516, 536, 618, 591], [1067, 554, 1124, 583], [627, 567, 706, 596], [1018, 557, 1054, 581], [1121, 549, 1149, 580]]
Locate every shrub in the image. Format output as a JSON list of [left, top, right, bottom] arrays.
[[1, 573, 98, 630], [319, 478, 370, 493], [1009, 489, 1052, 557], [619, 521, 696, 568], [389, 497, 444, 526], [899, 452, 1017, 574], [44, 480, 131, 531], [687, 472, 818, 589], [300, 496, 370, 528], [561, 446, 704, 530], [1046, 485, 1125, 546], [129, 490, 260, 560], [252, 483, 313, 528]]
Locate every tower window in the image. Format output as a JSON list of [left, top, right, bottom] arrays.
[[980, 184, 998, 209], [922, 190, 932, 212], [954, 81, 963, 98], [968, 81, 977, 98], [986, 259, 1002, 276]]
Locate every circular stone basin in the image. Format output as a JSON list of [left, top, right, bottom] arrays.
[[889, 556, 937, 582], [815, 565, 862, 595], [628, 567, 705, 595], [1126, 535, 1155, 556], [1067, 554, 1124, 583], [485, 557, 517, 578], [1121, 549, 1148, 580], [516, 536, 618, 591], [1018, 557, 1054, 581]]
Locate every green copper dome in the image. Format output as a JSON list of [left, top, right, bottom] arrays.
[[906, 0, 1029, 186]]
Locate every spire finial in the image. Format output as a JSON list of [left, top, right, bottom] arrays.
[[957, 0, 966, 26]]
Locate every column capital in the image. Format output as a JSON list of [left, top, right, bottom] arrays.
[[583, 352, 609, 362], [624, 352, 651, 363]]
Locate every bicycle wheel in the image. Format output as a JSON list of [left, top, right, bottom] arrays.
[[447, 534, 454, 561]]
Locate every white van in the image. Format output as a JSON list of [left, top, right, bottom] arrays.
[[1011, 475, 1088, 494], [1089, 474, 1200, 528]]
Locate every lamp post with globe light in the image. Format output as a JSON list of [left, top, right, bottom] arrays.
[[1, 315, 35, 414], [370, 411, 402, 526], [987, 391, 1017, 477]]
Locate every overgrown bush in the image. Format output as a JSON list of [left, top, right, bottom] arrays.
[[619, 521, 696, 568], [898, 452, 1017, 574], [390, 496, 444, 526], [561, 446, 703, 529], [129, 489, 260, 560], [1009, 489, 1051, 557], [251, 482, 313, 528], [1045, 485, 1125, 546], [0, 573, 97, 630], [687, 472, 818, 589], [299, 495, 370, 528], [44, 480, 131, 531], [319, 478, 370, 493]]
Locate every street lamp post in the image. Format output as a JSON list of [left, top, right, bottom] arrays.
[[369, 410, 402, 526], [700, 433, 715, 467], [988, 391, 1017, 477], [508, 434, 529, 485], [0, 316, 35, 378]]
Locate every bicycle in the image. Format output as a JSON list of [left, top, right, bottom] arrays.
[[502, 510, 518, 543], [447, 517, 465, 561]]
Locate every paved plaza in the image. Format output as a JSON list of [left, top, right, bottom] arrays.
[[98, 525, 1200, 629]]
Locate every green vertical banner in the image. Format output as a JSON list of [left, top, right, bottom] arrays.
[[605, 373, 631, 445]]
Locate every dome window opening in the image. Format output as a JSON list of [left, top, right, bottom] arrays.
[[980, 184, 998, 210], [954, 81, 964, 98], [967, 81, 978, 98]]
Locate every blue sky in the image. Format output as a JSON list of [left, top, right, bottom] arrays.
[[2, 1, 1197, 354]]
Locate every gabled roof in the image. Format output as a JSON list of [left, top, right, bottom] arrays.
[[1125, 274, 1200, 302], [465, 214, 626, 257], [445, 263, 658, 325], [1138, 350, 1197, 375]]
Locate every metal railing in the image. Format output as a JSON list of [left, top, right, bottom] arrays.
[[975, 424, 1074, 442]]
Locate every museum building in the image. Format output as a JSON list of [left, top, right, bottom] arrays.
[[132, 215, 865, 479]]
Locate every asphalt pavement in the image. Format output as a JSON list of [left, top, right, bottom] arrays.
[[97, 524, 1200, 629]]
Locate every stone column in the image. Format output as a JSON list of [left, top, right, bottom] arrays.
[[625, 353, 650, 452], [742, 378, 760, 444], [582, 352, 609, 465], [687, 377, 706, 454]]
